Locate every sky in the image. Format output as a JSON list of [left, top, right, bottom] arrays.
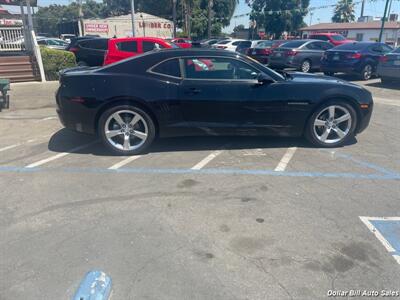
[[225, 0, 397, 32], [3, 0, 398, 33]]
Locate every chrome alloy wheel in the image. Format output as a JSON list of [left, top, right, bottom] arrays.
[[362, 64, 372, 80], [301, 60, 311, 73], [313, 105, 352, 144], [104, 110, 148, 151]]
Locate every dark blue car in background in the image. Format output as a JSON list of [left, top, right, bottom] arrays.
[[321, 42, 393, 80], [377, 47, 400, 84]]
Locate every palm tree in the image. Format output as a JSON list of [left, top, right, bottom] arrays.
[[332, 0, 356, 23]]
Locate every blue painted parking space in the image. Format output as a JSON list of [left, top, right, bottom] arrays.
[[360, 217, 400, 264]]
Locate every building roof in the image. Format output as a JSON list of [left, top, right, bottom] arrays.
[[300, 21, 400, 31]]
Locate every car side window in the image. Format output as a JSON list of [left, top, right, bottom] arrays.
[[381, 44, 393, 53], [37, 40, 46, 45], [116, 41, 138, 53], [232, 41, 242, 46], [320, 42, 333, 50], [143, 41, 165, 52], [184, 57, 260, 80], [151, 59, 181, 78], [306, 42, 319, 50]]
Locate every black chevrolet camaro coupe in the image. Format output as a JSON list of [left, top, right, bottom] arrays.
[[56, 49, 373, 155]]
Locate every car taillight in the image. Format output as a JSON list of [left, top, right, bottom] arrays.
[[258, 48, 272, 55], [346, 52, 362, 59], [286, 50, 298, 56], [379, 56, 388, 62], [217, 46, 227, 49], [69, 47, 78, 53]]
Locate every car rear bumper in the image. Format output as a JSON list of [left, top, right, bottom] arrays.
[[248, 55, 269, 64], [56, 88, 97, 135]]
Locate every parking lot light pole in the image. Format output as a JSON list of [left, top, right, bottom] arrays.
[[379, 0, 390, 42], [172, 0, 177, 38], [130, 0, 135, 37]]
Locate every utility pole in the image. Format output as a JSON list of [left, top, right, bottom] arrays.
[[78, 0, 84, 36], [379, 0, 390, 42], [130, 0, 136, 37], [360, 0, 365, 18], [172, 0, 177, 38], [207, 0, 213, 39]]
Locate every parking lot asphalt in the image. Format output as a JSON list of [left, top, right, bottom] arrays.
[[1, 76, 399, 299]]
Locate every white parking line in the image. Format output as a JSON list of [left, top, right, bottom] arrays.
[[108, 155, 142, 170], [0, 138, 40, 153], [191, 150, 224, 170], [40, 116, 58, 121], [274, 147, 297, 172], [0, 144, 18, 152], [25, 141, 97, 168]]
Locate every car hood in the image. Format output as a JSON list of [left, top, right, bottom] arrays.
[[287, 72, 360, 87]]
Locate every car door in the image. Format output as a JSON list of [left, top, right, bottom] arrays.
[[180, 57, 287, 134], [303, 41, 326, 68]]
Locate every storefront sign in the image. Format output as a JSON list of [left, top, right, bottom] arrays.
[[0, 19, 23, 26], [84, 23, 109, 33], [138, 22, 171, 29]]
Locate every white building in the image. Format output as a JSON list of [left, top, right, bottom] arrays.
[[82, 12, 173, 39], [300, 21, 400, 47]]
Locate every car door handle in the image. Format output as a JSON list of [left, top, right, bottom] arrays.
[[184, 87, 202, 95]]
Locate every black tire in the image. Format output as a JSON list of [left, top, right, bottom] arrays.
[[360, 64, 373, 80], [305, 100, 358, 148], [98, 105, 156, 155], [299, 59, 312, 73], [324, 72, 334, 76]]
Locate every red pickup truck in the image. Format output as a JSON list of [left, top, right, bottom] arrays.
[[309, 33, 352, 46], [103, 37, 177, 65]]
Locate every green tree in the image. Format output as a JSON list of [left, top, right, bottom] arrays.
[[332, 0, 355, 23], [248, 0, 309, 38], [233, 24, 245, 32]]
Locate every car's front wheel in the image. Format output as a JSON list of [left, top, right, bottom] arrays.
[[305, 101, 357, 148], [98, 105, 156, 155]]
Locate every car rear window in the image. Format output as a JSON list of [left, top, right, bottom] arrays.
[[310, 35, 329, 41], [255, 41, 274, 48], [333, 42, 369, 50], [280, 40, 306, 48], [151, 59, 181, 78], [79, 39, 108, 50], [217, 40, 231, 45], [331, 35, 346, 41], [116, 41, 138, 52]]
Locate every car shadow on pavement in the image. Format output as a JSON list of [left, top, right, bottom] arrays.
[[48, 128, 357, 156], [365, 81, 400, 90]]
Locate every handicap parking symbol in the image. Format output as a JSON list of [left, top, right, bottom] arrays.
[[360, 217, 400, 264]]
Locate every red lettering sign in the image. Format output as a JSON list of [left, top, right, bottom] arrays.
[[84, 23, 109, 33]]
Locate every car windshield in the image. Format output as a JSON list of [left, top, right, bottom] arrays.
[[332, 42, 369, 50], [330, 34, 346, 41], [255, 41, 274, 48], [279, 40, 306, 48]]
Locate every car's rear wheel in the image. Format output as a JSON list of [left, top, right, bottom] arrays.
[[360, 64, 373, 80], [300, 59, 312, 73], [305, 101, 357, 148], [99, 105, 155, 155]]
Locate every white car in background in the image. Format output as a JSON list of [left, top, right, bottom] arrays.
[[212, 39, 247, 51]]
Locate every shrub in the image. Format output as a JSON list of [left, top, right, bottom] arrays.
[[40, 46, 76, 81]]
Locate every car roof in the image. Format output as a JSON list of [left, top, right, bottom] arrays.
[[310, 33, 342, 36], [110, 37, 166, 42]]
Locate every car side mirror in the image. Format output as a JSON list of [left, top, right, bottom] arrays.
[[257, 73, 274, 85]]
